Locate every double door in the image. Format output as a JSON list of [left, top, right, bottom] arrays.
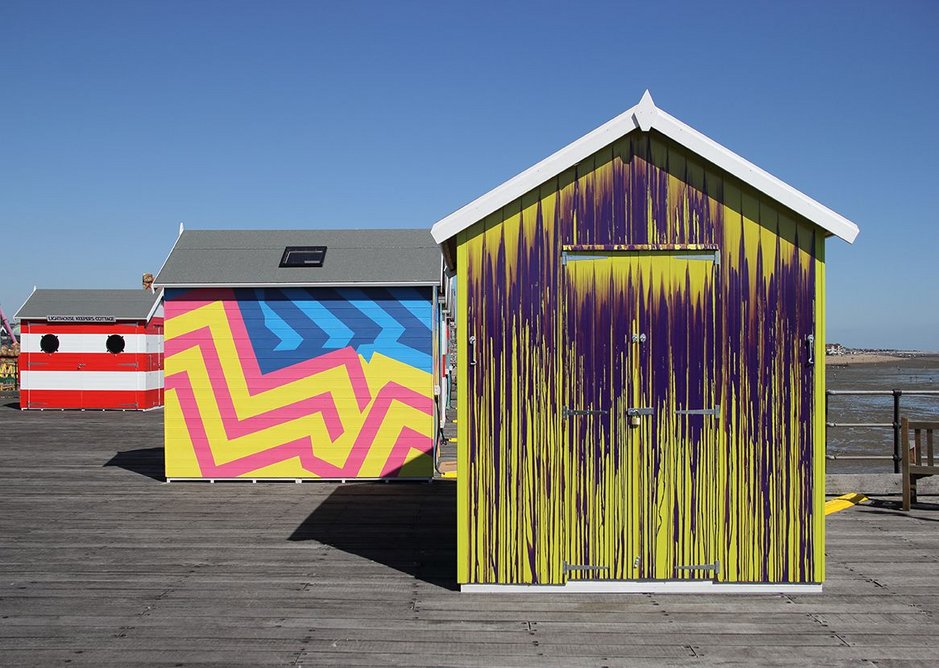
[[562, 251, 722, 582]]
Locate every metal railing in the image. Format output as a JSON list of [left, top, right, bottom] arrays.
[[826, 390, 939, 472]]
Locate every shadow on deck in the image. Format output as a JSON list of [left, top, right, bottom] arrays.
[[104, 446, 165, 482], [289, 481, 458, 590], [856, 497, 939, 520]]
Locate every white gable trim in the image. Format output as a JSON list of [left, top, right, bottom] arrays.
[[12, 285, 38, 322], [431, 91, 859, 245], [145, 289, 165, 323]]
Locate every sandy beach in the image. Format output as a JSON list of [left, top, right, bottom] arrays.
[[827, 352, 939, 366]]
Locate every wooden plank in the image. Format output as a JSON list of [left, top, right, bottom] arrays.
[[3, 405, 939, 665]]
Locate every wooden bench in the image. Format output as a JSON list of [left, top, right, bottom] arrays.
[[901, 418, 939, 510]]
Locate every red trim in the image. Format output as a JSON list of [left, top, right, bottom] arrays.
[[138, 388, 162, 409], [20, 388, 162, 410], [145, 318, 164, 334], [20, 352, 162, 372]]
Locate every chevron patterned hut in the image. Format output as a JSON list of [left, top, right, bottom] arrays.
[[15, 289, 164, 410], [432, 92, 860, 593], [155, 228, 447, 481]]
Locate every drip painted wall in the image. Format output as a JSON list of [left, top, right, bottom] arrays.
[[455, 132, 825, 585]]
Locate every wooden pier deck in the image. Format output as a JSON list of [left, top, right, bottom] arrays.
[[2, 403, 938, 666]]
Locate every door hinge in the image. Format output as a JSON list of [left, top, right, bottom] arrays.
[[563, 562, 610, 574], [674, 405, 721, 418], [676, 560, 720, 575], [562, 407, 608, 418]]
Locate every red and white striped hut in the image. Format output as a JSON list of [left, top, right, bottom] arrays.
[[15, 289, 164, 410]]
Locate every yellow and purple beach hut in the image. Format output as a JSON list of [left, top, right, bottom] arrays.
[[432, 92, 860, 592]]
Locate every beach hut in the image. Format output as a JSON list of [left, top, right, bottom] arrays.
[[431, 92, 860, 592], [155, 228, 446, 481], [16, 289, 164, 410]]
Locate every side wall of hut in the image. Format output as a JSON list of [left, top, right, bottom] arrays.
[[456, 130, 826, 585], [163, 286, 438, 479], [19, 319, 163, 410]]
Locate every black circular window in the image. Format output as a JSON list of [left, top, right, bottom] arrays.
[[40, 334, 60, 354], [106, 334, 126, 354]]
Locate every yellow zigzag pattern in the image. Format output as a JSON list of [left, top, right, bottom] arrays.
[[164, 300, 435, 479]]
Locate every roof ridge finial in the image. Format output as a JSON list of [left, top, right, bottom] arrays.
[[633, 89, 656, 131]]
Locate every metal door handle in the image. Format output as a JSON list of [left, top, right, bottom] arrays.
[[806, 334, 815, 366], [468, 335, 477, 367]]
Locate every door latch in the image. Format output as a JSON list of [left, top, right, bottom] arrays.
[[627, 407, 653, 427]]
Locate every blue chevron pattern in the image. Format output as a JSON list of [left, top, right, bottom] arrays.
[[238, 287, 433, 374]]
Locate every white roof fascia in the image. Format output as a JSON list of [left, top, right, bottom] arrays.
[[12, 285, 38, 321], [431, 99, 646, 245], [154, 224, 185, 287], [649, 102, 859, 243], [431, 90, 859, 245]]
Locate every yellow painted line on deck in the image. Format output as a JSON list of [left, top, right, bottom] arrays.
[[825, 493, 870, 516]]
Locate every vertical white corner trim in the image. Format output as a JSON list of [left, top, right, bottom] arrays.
[[145, 289, 165, 323]]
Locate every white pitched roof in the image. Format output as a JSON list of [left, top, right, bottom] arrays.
[[431, 91, 859, 245]]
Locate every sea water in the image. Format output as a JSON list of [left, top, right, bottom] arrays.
[[826, 356, 939, 473]]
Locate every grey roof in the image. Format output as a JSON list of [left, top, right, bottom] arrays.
[[155, 229, 442, 286], [15, 289, 162, 321]]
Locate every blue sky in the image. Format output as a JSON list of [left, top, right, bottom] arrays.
[[1, 1, 937, 350]]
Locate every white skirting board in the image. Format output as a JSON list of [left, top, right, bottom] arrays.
[[461, 581, 823, 594]]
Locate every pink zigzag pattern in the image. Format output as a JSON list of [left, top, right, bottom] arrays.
[[165, 298, 434, 478], [166, 289, 239, 318]]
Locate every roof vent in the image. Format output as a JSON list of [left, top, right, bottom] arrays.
[[280, 246, 327, 268]]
